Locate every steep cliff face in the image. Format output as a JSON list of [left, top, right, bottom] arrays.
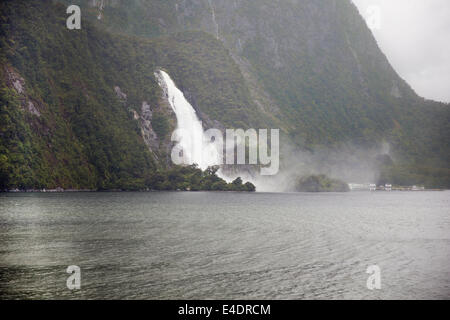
[[1, 0, 449, 189], [66, 0, 448, 152]]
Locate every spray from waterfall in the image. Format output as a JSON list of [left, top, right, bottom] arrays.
[[155, 70, 222, 171]]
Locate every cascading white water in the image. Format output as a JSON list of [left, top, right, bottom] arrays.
[[155, 70, 221, 170]]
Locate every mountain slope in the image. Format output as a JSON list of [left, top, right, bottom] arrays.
[[1, 0, 449, 189], [66, 0, 449, 186], [0, 0, 266, 189]]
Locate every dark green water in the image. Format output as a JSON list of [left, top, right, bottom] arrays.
[[0, 191, 449, 299]]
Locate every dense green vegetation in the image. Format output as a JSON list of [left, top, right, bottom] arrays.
[[296, 175, 350, 193], [65, 1, 449, 145], [0, 0, 259, 190], [57, 0, 449, 188], [0, 0, 449, 190], [1, 0, 158, 190], [146, 165, 255, 192]]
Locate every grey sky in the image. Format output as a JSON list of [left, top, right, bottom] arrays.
[[352, 0, 450, 103]]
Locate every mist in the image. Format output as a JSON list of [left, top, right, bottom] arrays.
[[222, 140, 391, 193], [352, 0, 450, 103]]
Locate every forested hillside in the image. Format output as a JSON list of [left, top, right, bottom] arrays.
[[1, 0, 449, 189], [0, 0, 261, 190], [58, 0, 450, 187]]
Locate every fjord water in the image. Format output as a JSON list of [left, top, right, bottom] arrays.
[[0, 191, 449, 300]]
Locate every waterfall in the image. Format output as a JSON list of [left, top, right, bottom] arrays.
[[155, 70, 221, 171], [207, 0, 220, 39]]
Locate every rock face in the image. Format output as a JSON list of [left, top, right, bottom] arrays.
[[296, 175, 350, 193], [112, 83, 176, 162], [5, 66, 41, 117], [113, 86, 127, 101], [138, 101, 162, 158]]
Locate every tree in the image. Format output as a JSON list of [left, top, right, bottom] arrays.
[[244, 182, 256, 192], [232, 177, 243, 186]]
